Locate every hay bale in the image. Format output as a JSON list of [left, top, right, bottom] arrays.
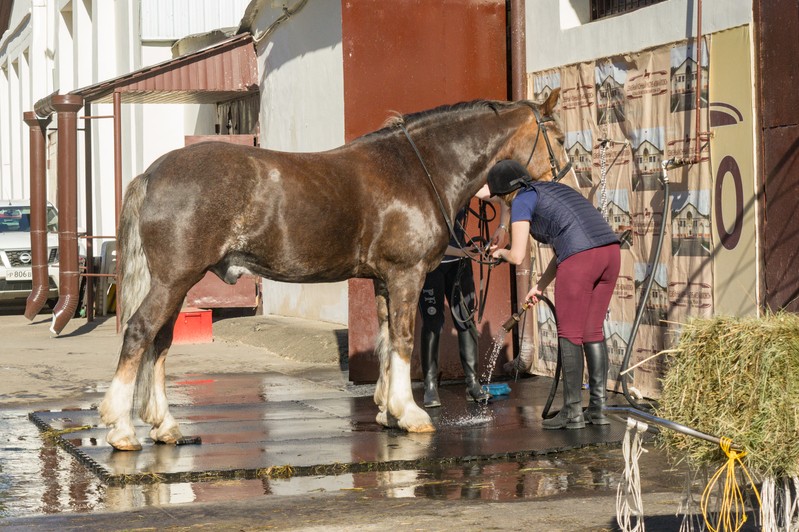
[[656, 313, 799, 478]]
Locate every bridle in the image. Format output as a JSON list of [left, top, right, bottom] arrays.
[[524, 105, 573, 183]]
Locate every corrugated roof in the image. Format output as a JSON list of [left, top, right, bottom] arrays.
[[71, 32, 258, 104]]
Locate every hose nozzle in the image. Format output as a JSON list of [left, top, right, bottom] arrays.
[[501, 301, 532, 331]]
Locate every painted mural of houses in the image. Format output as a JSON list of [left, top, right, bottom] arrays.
[[632, 140, 664, 190], [535, 84, 554, 103], [634, 263, 669, 326], [671, 190, 712, 256], [604, 321, 632, 381], [533, 72, 560, 104], [565, 130, 593, 188], [537, 305, 558, 367], [601, 189, 633, 248], [595, 63, 626, 124], [670, 45, 709, 112]]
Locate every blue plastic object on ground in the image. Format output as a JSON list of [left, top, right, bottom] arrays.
[[482, 383, 511, 396]]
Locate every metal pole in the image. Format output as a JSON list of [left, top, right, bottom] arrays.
[[83, 101, 94, 322]]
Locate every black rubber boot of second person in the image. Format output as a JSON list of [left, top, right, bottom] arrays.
[[420, 328, 441, 408], [543, 338, 586, 429], [583, 340, 610, 425], [458, 328, 490, 403]]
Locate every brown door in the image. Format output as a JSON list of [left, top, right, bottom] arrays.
[[754, 1, 799, 312], [343, 0, 510, 382]]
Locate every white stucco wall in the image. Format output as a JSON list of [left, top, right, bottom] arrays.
[[1, 0, 254, 248], [529, 0, 753, 72], [252, 1, 348, 325]]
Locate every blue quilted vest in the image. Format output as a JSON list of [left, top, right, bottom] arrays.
[[524, 181, 619, 263]]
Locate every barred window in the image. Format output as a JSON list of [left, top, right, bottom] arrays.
[[591, 0, 668, 21]]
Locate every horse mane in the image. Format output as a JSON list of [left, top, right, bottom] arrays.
[[360, 99, 537, 141]]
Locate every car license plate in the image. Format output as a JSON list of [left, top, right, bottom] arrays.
[[7, 268, 33, 280]]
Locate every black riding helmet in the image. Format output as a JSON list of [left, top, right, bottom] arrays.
[[486, 160, 533, 197]]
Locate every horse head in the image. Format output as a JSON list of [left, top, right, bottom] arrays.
[[494, 88, 572, 184]]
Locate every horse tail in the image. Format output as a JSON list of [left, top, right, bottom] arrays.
[[117, 173, 160, 421], [118, 173, 151, 325]]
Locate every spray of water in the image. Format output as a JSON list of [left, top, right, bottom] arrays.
[[480, 329, 508, 385]]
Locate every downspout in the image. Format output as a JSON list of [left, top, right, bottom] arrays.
[[49, 94, 84, 335], [694, 0, 703, 164], [23, 111, 52, 320], [509, 0, 536, 372]]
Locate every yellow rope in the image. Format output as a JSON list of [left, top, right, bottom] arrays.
[[700, 437, 762, 532]]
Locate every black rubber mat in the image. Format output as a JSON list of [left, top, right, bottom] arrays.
[[29, 374, 636, 486]]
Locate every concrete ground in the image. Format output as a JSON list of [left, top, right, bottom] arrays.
[[0, 308, 744, 531]]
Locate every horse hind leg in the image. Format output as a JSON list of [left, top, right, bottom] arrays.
[[100, 284, 185, 450], [140, 312, 184, 444]]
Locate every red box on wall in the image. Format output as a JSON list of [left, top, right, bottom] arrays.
[[173, 307, 213, 344]]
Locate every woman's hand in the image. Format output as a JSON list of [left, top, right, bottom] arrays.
[[489, 224, 509, 251], [525, 286, 543, 305]]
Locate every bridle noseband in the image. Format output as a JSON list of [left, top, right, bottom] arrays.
[[525, 105, 573, 183]]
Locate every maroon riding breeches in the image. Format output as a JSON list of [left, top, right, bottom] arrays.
[[554, 243, 621, 344]]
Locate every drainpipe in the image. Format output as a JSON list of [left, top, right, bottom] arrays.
[[23, 111, 52, 320], [49, 94, 84, 335], [694, 0, 703, 164], [508, 0, 536, 371]]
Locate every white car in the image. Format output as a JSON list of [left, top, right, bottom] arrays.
[[0, 199, 60, 303]]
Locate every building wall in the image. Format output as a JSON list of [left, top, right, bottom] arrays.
[[251, 1, 348, 325], [529, 0, 752, 72], [0, 0, 253, 255]]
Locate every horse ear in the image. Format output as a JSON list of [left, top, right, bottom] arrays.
[[542, 88, 561, 116]]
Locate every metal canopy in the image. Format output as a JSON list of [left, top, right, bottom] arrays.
[[62, 32, 257, 108]]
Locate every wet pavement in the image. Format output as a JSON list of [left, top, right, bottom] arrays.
[[0, 311, 725, 530], [27, 372, 636, 486]]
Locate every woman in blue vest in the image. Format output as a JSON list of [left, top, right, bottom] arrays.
[[487, 159, 620, 429]]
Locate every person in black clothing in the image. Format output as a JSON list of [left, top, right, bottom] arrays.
[[418, 206, 503, 407]]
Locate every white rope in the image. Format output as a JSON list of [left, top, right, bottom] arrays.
[[617, 417, 649, 531], [761, 475, 799, 532], [678, 467, 707, 532]]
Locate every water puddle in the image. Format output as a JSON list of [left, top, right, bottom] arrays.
[[1, 403, 693, 519]]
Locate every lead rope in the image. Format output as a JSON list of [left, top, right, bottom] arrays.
[[699, 437, 761, 532], [617, 417, 649, 532]]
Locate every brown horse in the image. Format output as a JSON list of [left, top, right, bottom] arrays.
[[99, 90, 569, 451]]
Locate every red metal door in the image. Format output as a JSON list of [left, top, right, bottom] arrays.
[[754, 0, 799, 312], [343, 0, 510, 382]]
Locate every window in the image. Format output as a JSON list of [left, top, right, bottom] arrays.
[[591, 0, 667, 21]]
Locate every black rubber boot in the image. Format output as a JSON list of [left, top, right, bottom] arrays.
[[543, 338, 586, 429], [583, 340, 610, 425], [420, 328, 441, 408], [458, 327, 491, 403]]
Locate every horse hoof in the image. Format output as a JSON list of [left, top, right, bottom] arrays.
[[407, 422, 436, 433], [150, 426, 183, 444], [375, 411, 399, 429], [109, 437, 142, 451]]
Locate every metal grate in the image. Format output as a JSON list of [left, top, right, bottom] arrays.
[[591, 0, 667, 21]]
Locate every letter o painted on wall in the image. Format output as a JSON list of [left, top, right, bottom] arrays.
[[714, 155, 744, 250]]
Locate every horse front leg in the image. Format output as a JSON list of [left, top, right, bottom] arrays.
[[382, 275, 434, 433]]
